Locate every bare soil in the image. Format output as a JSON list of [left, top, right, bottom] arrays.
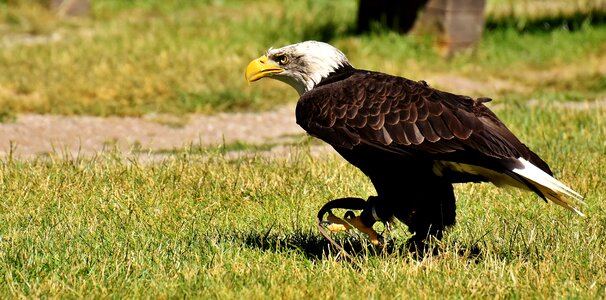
[[1, 98, 604, 160], [0, 105, 307, 159]]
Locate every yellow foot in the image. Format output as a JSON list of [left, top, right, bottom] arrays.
[[324, 211, 384, 246]]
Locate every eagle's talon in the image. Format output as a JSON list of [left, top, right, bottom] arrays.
[[322, 210, 385, 246], [369, 235, 385, 247], [327, 223, 348, 232], [315, 198, 388, 247], [345, 214, 384, 247], [325, 211, 353, 232]]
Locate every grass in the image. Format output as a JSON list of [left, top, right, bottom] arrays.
[[0, 0, 605, 116], [0, 0, 605, 298], [0, 105, 605, 298], [0, 0, 357, 116]]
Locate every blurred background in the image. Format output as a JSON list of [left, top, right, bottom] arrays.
[[0, 0, 605, 120]]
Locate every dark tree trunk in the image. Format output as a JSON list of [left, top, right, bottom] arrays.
[[356, 0, 486, 57], [356, 0, 429, 34]]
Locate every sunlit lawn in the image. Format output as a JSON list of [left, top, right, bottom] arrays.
[[0, 0, 605, 117], [0, 102, 604, 298], [0, 0, 605, 298]]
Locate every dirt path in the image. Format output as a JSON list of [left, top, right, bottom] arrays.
[[1, 98, 605, 160], [0, 105, 308, 159]]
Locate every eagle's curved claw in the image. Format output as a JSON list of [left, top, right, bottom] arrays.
[[325, 212, 351, 231], [324, 211, 384, 246]]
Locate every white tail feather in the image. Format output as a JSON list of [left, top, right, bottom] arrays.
[[511, 158, 585, 216]]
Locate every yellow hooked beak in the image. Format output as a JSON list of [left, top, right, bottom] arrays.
[[245, 55, 284, 82]]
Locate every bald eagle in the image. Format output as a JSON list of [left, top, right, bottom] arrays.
[[245, 41, 584, 249]]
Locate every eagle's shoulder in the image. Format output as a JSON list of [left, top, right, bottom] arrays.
[[296, 70, 481, 132], [295, 69, 539, 165]]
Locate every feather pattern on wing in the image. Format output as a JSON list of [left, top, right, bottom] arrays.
[[297, 70, 537, 165]]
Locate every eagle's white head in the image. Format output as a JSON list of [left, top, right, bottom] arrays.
[[245, 41, 351, 95]]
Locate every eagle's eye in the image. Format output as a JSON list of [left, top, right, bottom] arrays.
[[276, 54, 289, 66]]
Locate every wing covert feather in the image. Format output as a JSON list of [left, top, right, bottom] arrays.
[[296, 71, 534, 162]]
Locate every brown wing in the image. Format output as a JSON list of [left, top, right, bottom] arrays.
[[296, 70, 552, 174]]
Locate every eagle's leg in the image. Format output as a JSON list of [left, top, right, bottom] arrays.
[[394, 182, 457, 253], [317, 197, 385, 246]]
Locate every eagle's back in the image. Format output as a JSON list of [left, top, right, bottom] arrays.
[[296, 70, 552, 176]]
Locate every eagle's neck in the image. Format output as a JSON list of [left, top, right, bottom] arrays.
[[287, 64, 353, 96], [315, 64, 357, 88], [282, 63, 354, 96], [288, 61, 352, 95]]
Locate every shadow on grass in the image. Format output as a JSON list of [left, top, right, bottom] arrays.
[[486, 8, 606, 33], [239, 228, 484, 262], [241, 229, 374, 260], [300, 5, 606, 42], [300, 4, 606, 42]]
